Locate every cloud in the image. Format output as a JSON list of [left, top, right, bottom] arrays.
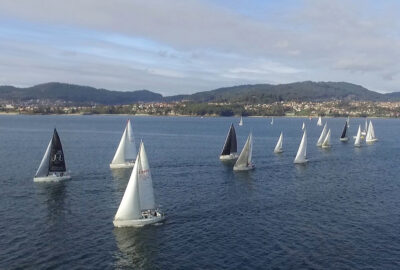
[[0, 0, 399, 93]]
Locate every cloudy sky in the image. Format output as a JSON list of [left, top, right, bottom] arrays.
[[0, 0, 399, 95]]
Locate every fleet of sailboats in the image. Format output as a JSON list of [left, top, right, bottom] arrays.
[[110, 120, 137, 169], [233, 133, 255, 171], [274, 132, 283, 153], [220, 124, 239, 160], [113, 141, 165, 227], [34, 128, 70, 182]]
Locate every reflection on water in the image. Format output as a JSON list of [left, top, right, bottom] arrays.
[[35, 182, 67, 222], [113, 227, 159, 270]]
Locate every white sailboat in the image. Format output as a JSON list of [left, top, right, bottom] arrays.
[[321, 129, 331, 148], [340, 121, 349, 141], [233, 133, 255, 171], [361, 118, 368, 136], [110, 120, 137, 168], [302, 122, 305, 130], [347, 116, 350, 127], [354, 125, 362, 147], [316, 122, 328, 147], [34, 129, 71, 182], [239, 116, 243, 126], [317, 116, 322, 126], [220, 124, 239, 160], [274, 132, 283, 153], [114, 141, 165, 227], [270, 117, 274, 125], [365, 121, 378, 143], [294, 129, 307, 164]]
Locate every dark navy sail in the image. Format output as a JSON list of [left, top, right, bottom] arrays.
[[341, 121, 348, 139], [221, 124, 237, 155], [48, 129, 66, 173]]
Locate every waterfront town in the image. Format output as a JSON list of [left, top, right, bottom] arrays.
[[1, 99, 400, 117]]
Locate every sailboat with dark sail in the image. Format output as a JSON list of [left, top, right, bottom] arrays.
[[34, 129, 70, 182], [340, 121, 349, 141], [220, 124, 238, 160]]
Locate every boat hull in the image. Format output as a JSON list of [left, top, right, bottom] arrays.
[[274, 149, 283, 154], [233, 164, 255, 171], [33, 174, 71, 182], [294, 159, 308, 164], [366, 139, 378, 143], [340, 137, 349, 142], [110, 162, 135, 169], [113, 212, 165, 227], [219, 153, 239, 161]]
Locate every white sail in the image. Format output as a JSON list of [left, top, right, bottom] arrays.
[[366, 121, 377, 142], [114, 153, 142, 221], [302, 122, 305, 130], [111, 120, 137, 165], [294, 129, 307, 163], [354, 125, 362, 147], [274, 132, 283, 153], [137, 142, 156, 210], [239, 116, 243, 126], [364, 118, 368, 133], [316, 122, 328, 146], [233, 133, 253, 170], [271, 117, 274, 125], [35, 139, 52, 177], [317, 117, 322, 126], [347, 116, 350, 127], [322, 129, 331, 148]]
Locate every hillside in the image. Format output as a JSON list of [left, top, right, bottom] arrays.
[[0, 82, 163, 105]]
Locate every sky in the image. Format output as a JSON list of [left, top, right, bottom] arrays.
[[0, 0, 399, 95]]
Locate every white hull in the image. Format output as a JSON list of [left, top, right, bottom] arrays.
[[294, 159, 308, 164], [219, 153, 239, 160], [114, 211, 165, 227], [361, 131, 366, 136], [233, 164, 255, 171], [33, 174, 71, 182], [340, 137, 349, 142], [110, 162, 135, 169], [366, 138, 378, 143], [322, 145, 331, 148], [274, 149, 283, 154]]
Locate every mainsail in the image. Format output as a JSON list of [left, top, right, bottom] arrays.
[[366, 121, 377, 142], [137, 142, 156, 211], [220, 124, 237, 156], [294, 129, 307, 163], [354, 125, 362, 147], [239, 116, 243, 126], [49, 129, 66, 173], [274, 132, 283, 153], [316, 122, 328, 146], [322, 129, 331, 148], [341, 121, 348, 139], [111, 120, 137, 165], [234, 133, 253, 169], [35, 139, 52, 177]]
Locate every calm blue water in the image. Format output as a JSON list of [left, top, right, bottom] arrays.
[[1, 115, 400, 269]]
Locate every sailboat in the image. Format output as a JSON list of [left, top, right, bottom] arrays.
[[239, 116, 243, 126], [340, 121, 349, 141], [365, 121, 378, 143], [317, 116, 322, 126], [294, 129, 307, 164], [113, 141, 165, 227], [316, 122, 328, 147], [270, 117, 274, 125], [302, 122, 305, 130], [34, 128, 71, 182], [274, 132, 283, 153], [321, 129, 331, 148], [361, 118, 368, 136], [220, 124, 238, 160], [233, 133, 255, 171], [354, 125, 362, 147], [110, 120, 137, 168]]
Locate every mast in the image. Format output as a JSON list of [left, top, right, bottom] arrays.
[[341, 121, 348, 139], [220, 124, 237, 156], [48, 129, 66, 173], [316, 122, 328, 146]]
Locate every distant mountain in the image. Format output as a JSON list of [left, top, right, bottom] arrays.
[[166, 81, 387, 103], [0, 82, 163, 105], [1, 81, 399, 105]]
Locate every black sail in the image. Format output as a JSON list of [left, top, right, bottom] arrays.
[[341, 121, 348, 138], [221, 124, 237, 155], [48, 129, 66, 172]]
